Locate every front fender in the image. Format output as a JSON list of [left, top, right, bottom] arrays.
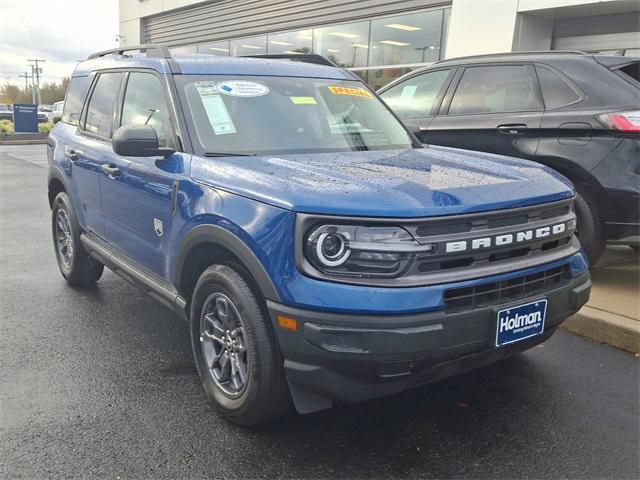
[[173, 222, 282, 302]]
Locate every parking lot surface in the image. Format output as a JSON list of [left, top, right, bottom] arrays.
[[1, 145, 638, 479]]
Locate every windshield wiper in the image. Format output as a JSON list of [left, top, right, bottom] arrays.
[[203, 152, 256, 157]]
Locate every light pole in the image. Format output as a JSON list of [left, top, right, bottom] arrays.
[[27, 59, 45, 105]]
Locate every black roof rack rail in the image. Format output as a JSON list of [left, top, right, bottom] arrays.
[[240, 53, 337, 67], [87, 44, 172, 60], [434, 50, 588, 64]]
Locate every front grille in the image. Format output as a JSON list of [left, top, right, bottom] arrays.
[[412, 202, 571, 239], [444, 266, 571, 313], [403, 199, 576, 277]]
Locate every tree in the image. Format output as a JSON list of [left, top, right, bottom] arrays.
[[0, 83, 30, 104], [0, 77, 69, 105]]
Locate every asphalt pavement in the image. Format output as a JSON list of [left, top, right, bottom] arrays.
[[1, 145, 638, 479]]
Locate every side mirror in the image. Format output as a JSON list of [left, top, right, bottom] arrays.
[[112, 125, 175, 157]]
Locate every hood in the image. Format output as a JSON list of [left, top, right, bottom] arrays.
[[189, 146, 574, 218]]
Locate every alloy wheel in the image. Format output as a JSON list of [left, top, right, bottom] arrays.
[[55, 209, 74, 269], [200, 293, 249, 397]]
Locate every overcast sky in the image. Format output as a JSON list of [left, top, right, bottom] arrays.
[[0, 0, 119, 87]]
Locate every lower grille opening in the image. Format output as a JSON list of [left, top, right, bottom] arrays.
[[489, 247, 530, 262], [444, 266, 571, 313]]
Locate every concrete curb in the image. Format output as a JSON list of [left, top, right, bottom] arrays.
[[0, 139, 48, 145], [561, 306, 640, 353]]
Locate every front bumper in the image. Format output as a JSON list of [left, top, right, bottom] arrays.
[[268, 271, 591, 414]]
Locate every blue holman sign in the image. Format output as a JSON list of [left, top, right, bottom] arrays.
[[13, 104, 38, 133]]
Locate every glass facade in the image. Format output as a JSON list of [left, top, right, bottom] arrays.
[[268, 29, 313, 54], [369, 10, 443, 67], [313, 21, 370, 68], [170, 7, 451, 88], [230, 36, 267, 56]]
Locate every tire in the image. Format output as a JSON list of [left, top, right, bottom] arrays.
[[190, 263, 290, 426], [52, 192, 104, 286], [574, 188, 606, 266]]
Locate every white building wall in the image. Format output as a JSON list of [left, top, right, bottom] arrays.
[[444, 0, 520, 58]]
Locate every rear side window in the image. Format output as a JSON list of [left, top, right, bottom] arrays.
[[535, 66, 580, 109], [61, 76, 90, 125], [617, 61, 640, 84], [83, 72, 124, 138], [449, 65, 542, 115], [380, 70, 451, 119], [121, 73, 172, 147]]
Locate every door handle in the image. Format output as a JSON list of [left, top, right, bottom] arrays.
[[101, 164, 121, 178], [497, 124, 528, 135], [64, 146, 82, 161]]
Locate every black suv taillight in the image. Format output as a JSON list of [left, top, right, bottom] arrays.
[[597, 110, 640, 133]]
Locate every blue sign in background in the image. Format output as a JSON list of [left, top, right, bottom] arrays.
[[13, 103, 38, 133], [495, 299, 547, 347]]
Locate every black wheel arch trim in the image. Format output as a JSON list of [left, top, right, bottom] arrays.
[[47, 166, 72, 207], [174, 224, 281, 303]]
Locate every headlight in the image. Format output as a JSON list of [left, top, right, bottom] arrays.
[[304, 224, 434, 277]]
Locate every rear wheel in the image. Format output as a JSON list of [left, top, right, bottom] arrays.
[[190, 264, 289, 425], [52, 192, 104, 286], [574, 188, 605, 266]]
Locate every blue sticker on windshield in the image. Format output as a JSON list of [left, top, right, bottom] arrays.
[[215, 81, 269, 97]]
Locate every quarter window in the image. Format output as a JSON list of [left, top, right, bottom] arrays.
[[535, 66, 580, 109], [380, 69, 451, 119], [448, 65, 542, 115], [84, 72, 124, 137], [62, 76, 90, 125], [121, 73, 172, 147]]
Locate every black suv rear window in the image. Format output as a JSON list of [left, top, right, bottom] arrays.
[[62, 76, 90, 125]]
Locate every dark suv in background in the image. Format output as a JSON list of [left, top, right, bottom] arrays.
[[379, 52, 640, 264]]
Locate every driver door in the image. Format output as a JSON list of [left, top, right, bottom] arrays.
[[100, 71, 182, 277]]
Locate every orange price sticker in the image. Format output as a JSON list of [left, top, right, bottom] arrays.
[[327, 86, 373, 98]]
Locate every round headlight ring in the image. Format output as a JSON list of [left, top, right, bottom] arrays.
[[316, 232, 350, 267]]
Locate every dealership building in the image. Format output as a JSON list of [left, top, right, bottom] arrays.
[[119, 0, 640, 89]]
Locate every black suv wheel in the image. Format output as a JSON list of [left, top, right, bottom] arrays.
[[190, 264, 289, 425], [574, 188, 606, 266], [52, 192, 104, 286]]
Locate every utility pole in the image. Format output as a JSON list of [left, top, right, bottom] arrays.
[[19, 71, 36, 104], [27, 59, 45, 105], [18, 67, 36, 103]]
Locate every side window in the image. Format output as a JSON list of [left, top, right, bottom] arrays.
[[380, 70, 451, 119], [61, 76, 90, 125], [83, 72, 124, 138], [120, 73, 173, 147], [448, 65, 542, 115], [535, 66, 581, 109]]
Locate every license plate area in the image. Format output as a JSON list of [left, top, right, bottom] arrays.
[[495, 299, 547, 347]]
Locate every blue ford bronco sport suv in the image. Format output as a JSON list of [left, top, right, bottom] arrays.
[[48, 45, 591, 425]]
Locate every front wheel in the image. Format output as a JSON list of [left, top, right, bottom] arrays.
[[190, 264, 290, 425], [52, 192, 104, 286]]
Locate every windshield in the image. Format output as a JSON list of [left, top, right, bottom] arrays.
[[177, 75, 413, 156]]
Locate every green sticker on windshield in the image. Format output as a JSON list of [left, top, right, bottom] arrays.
[[195, 81, 237, 135], [290, 96, 317, 105]]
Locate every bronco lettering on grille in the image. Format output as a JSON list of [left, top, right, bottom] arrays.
[[445, 222, 567, 254]]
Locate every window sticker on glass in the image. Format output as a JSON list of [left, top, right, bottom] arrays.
[[400, 85, 418, 101], [327, 86, 372, 98], [215, 80, 269, 97], [195, 82, 237, 135], [290, 96, 317, 105]]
